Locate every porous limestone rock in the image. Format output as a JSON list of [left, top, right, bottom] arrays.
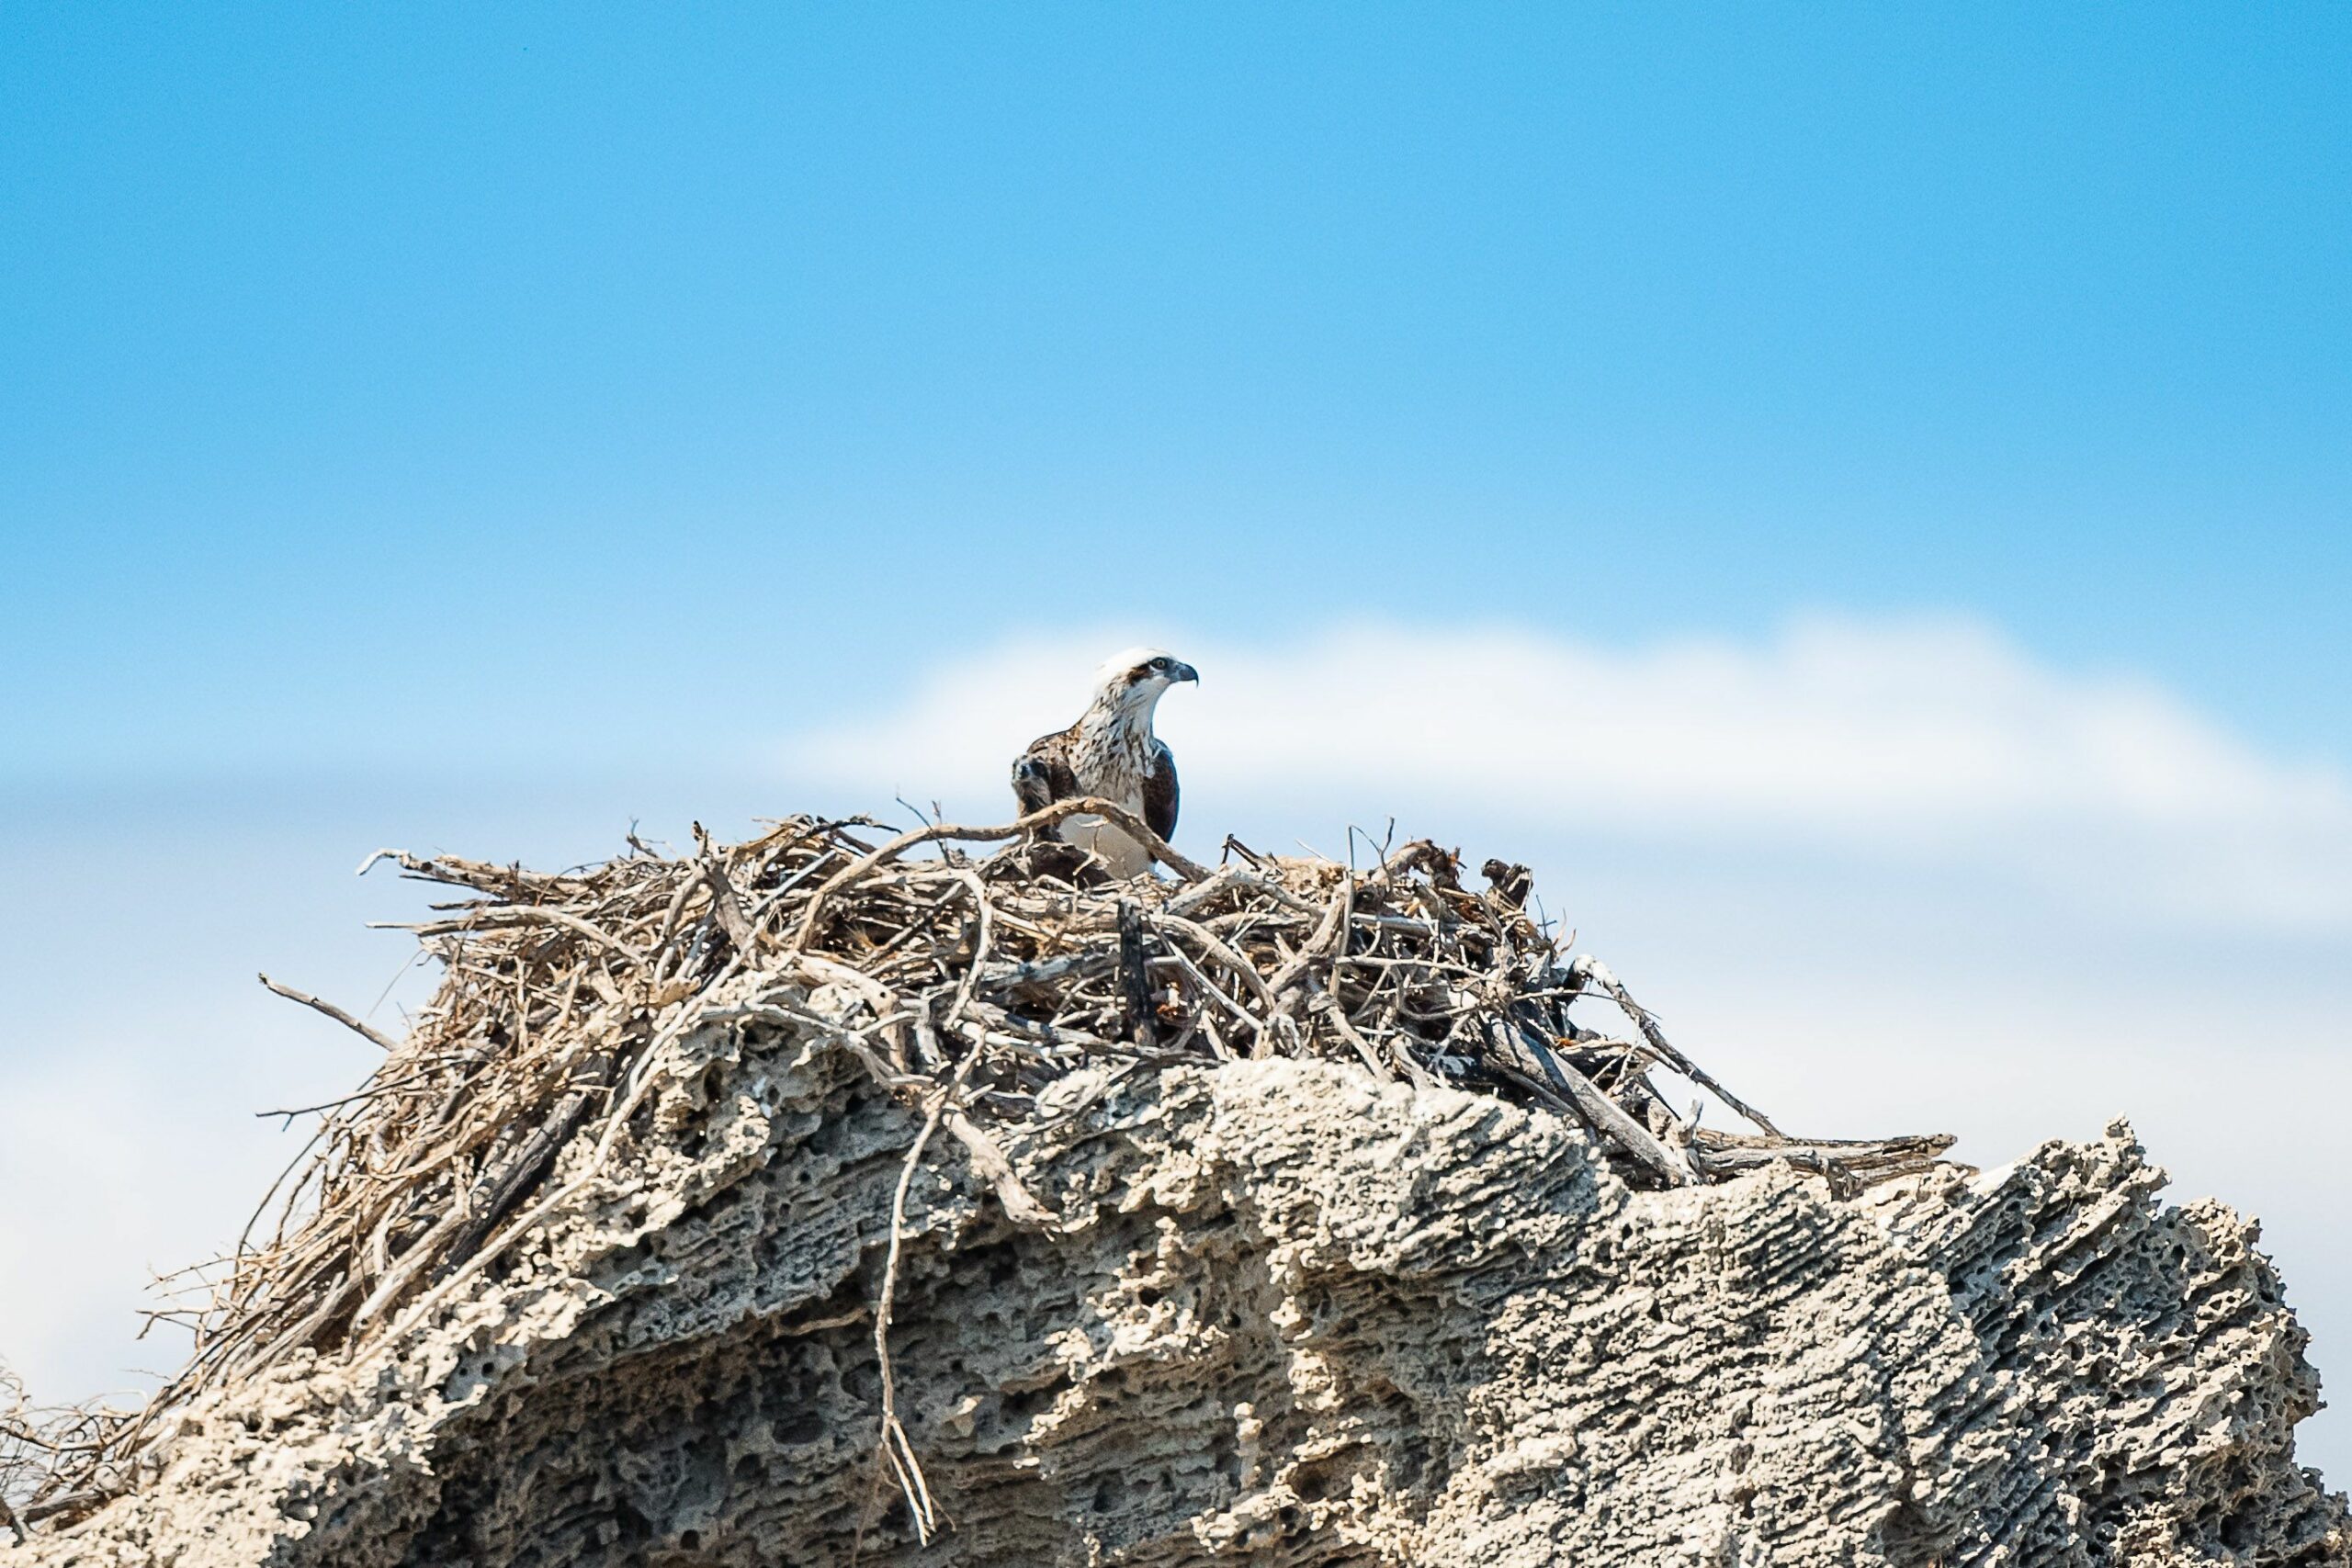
[[15, 1003, 2346, 1566]]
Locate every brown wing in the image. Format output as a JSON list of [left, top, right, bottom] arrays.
[[1012, 728, 1081, 817], [1142, 740, 1180, 841]]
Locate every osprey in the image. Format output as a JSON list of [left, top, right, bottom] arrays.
[[1012, 647, 1199, 878]]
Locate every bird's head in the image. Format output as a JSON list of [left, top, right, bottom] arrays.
[[1090, 646, 1199, 717]]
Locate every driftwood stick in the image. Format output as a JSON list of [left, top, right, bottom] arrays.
[[1265, 886, 1350, 1002], [1304, 980, 1392, 1085], [869, 1053, 979, 1548], [698, 852, 759, 957], [257, 974, 399, 1053], [1568, 955, 1782, 1137], [20, 1488, 112, 1529], [432, 1056, 612, 1283], [943, 1111, 1060, 1229], [1504, 1022, 1697, 1187], [1116, 900, 1153, 1045], [1154, 912, 1278, 1012], [371, 906, 648, 964], [1690, 1132, 1957, 1184]]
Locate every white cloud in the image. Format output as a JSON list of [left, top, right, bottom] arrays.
[[790, 615, 2352, 930]]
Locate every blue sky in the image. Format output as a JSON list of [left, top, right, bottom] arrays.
[[6, 4, 2349, 780], [5, 1, 2350, 1481]]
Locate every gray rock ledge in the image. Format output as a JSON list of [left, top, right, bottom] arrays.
[[16, 1011, 2346, 1566]]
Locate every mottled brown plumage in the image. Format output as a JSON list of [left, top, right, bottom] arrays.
[[1012, 648, 1196, 877]]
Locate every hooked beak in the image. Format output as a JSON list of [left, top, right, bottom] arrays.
[[1171, 660, 1199, 685]]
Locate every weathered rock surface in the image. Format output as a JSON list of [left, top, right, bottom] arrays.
[[16, 994, 2346, 1566]]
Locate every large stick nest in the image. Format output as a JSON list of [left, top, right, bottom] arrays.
[[2, 797, 1952, 1536]]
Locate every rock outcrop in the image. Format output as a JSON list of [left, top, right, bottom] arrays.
[[15, 998, 2345, 1566]]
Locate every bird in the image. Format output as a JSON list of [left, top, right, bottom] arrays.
[[1011, 647, 1199, 878]]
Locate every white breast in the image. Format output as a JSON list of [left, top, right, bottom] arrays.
[[1059, 713, 1155, 877], [1054, 814, 1153, 878]]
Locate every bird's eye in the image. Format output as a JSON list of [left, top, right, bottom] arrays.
[[1150, 657, 1169, 671]]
